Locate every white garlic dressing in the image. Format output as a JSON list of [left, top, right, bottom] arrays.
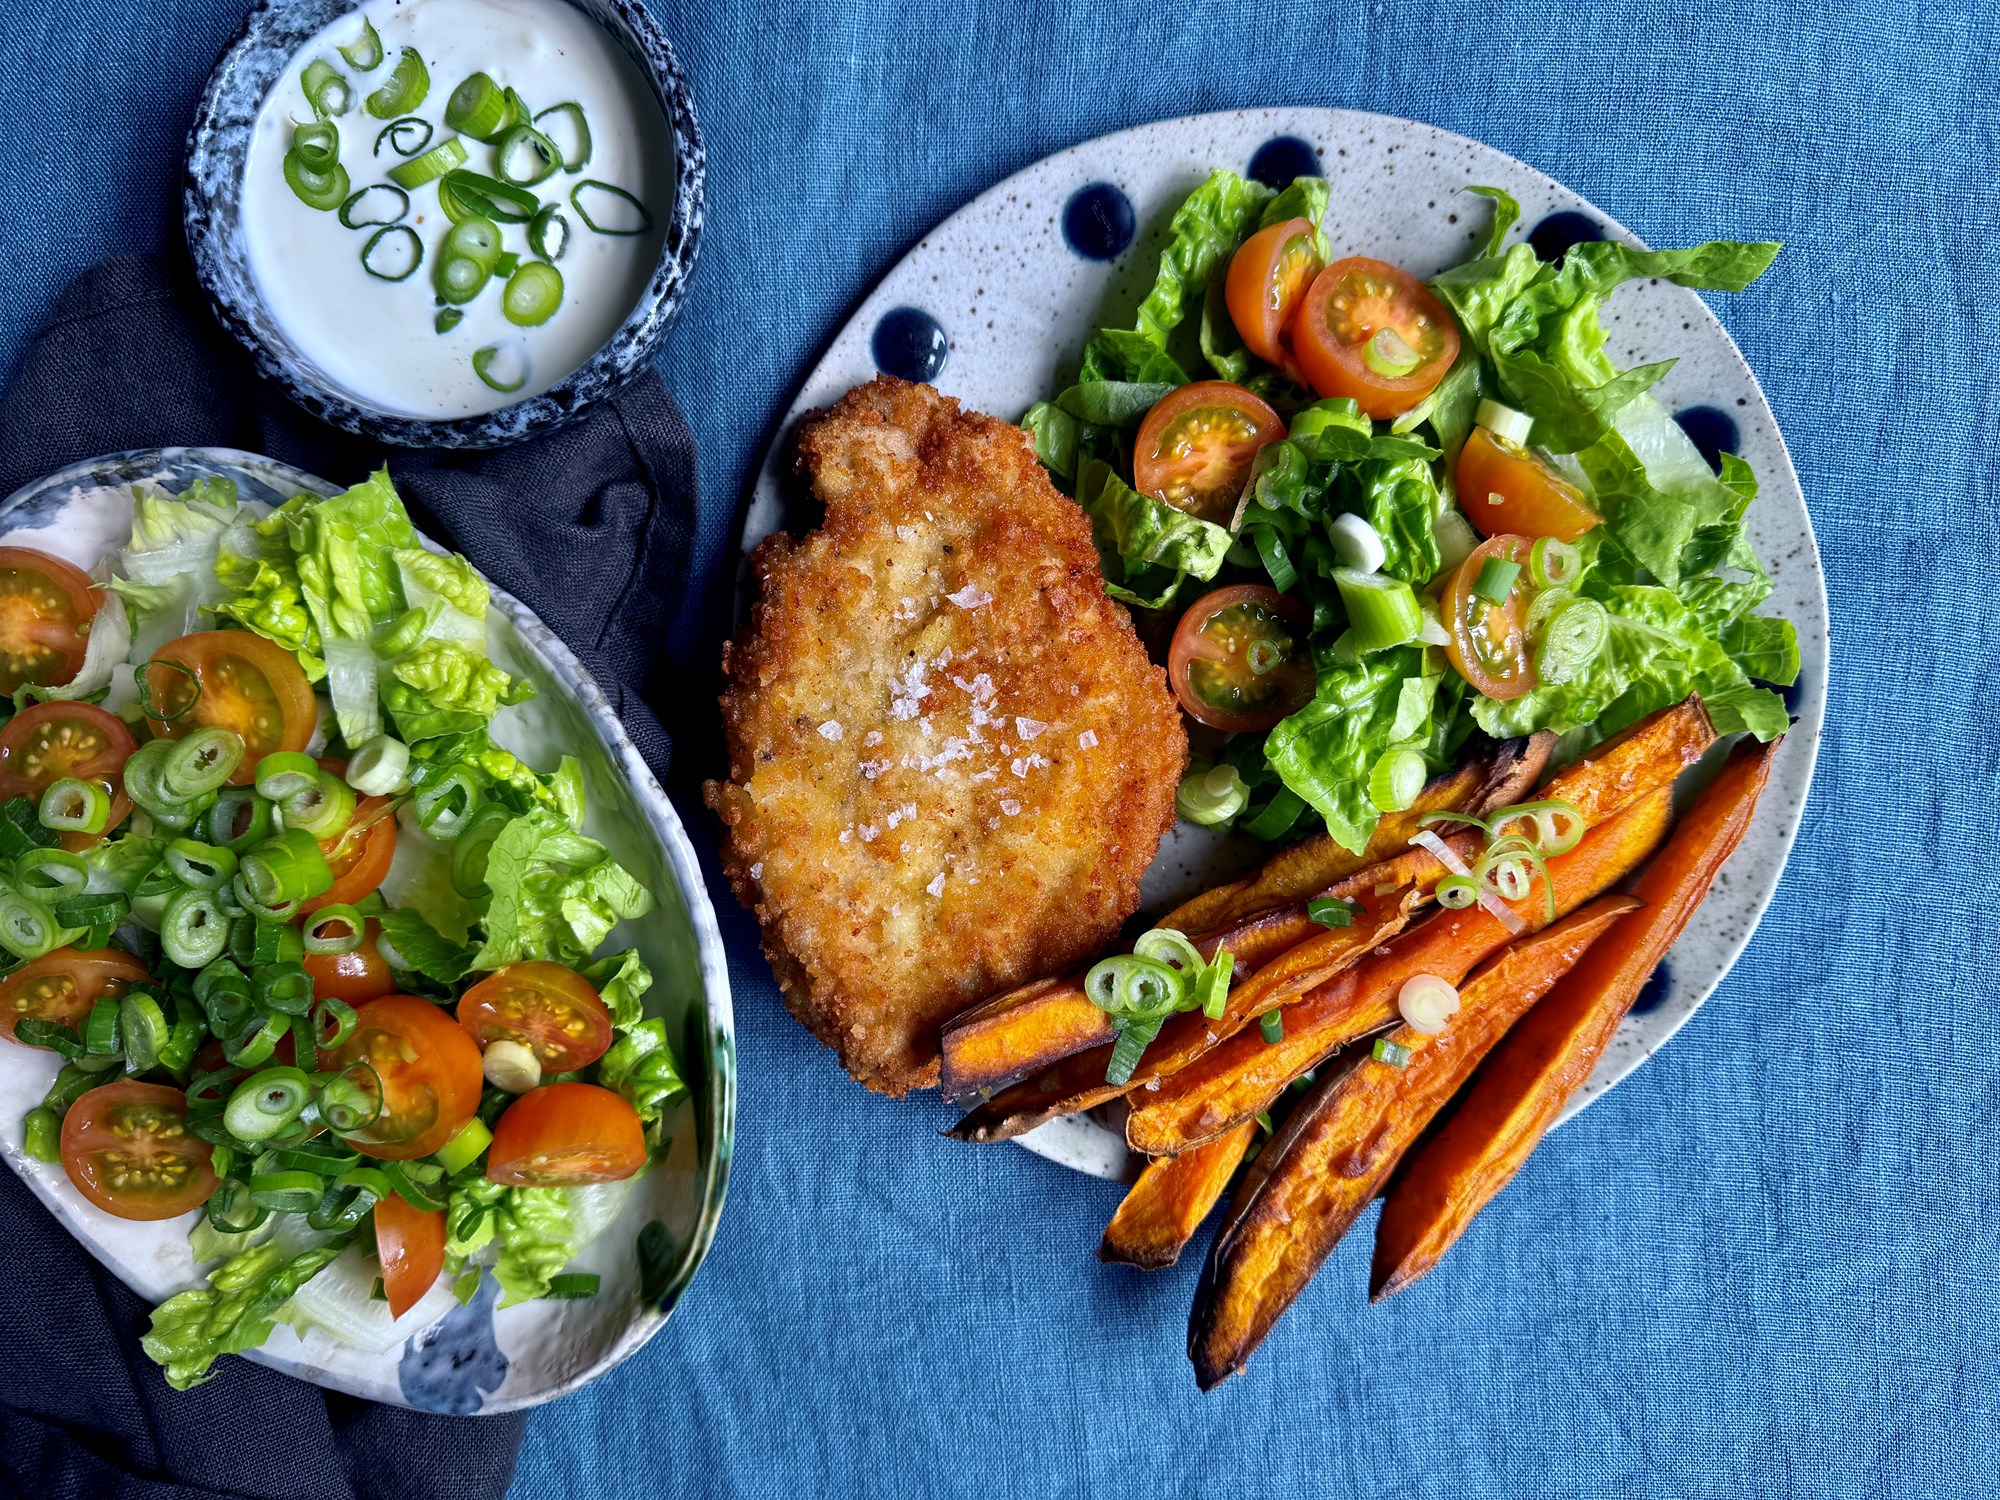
[[241, 0, 674, 419]]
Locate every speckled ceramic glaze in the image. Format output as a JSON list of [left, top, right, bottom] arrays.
[[746, 109, 1829, 1182], [184, 0, 704, 449], [0, 450, 734, 1410]]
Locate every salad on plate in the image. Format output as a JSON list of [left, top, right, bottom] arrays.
[[0, 470, 684, 1389]]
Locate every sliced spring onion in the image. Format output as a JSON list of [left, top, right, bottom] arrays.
[[165, 837, 237, 890], [13, 848, 86, 900], [532, 103, 592, 171], [307, 1177, 379, 1233], [1490, 800, 1587, 857], [253, 751, 319, 804], [162, 888, 228, 969], [313, 997, 358, 1052], [1436, 874, 1479, 909], [256, 963, 314, 1017], [1240, 786, 1307, 842], [22, 1107, 59, 1163], [363, 47, 430, 119], [386, 135, 468, 189], [239, 829, 335, 908], [135, 659, 200, 723], [205, 788, 275, 853], [1475, 398, 1534, 448], [471, 344, 528, 394], [1362, 326, 1421, 377], [338, 18, 383, 70], [493, 250, 521, 279], [163, 727, 244, 800], [53, 892, 127, 930], [360, 224, 423, 282], [433, 250, 489, 303], [528, 203, 569, 261], [1529, 536, 1582, 590], [1081, 954, 1186, 1021], [1260, 1010, 1284, 1044], [1408, 827, 1525, 936], [1133, 928, 1205, 980], [0, 887, 61, 960], [39, 778, 109, 835], [1306, 897, 1359, 929], [1327, 512, 1388, 574], [435, 1117, 493, 1176], [249, 1168, 322, 1213], [1193, 949, 1234, 1021], [373, 116, 434, 158], [301, 57, 352, 117], [283, 151, 351, 211], [82, 997, 120, 1055], [382, 1159, 448, 1212], [1175, 763, 1248, 826], [450, 801, 511, 898], [445, 71, 516, 140], [442, 168, 539, 223], [1367, 748, 1427, 813], [495, 122, 561, 185], [1398, 974, 1461, 1034], [320, 1062, 383, 1134], [291, 119, 340, 173], [570, 179, 652, 236], [303, 904, 365, 956], [224, 1013, 289, 1070], [344, 736, 410, 796], [1533, 597, 1609, 684], [501, 261, 563, 326], [434, 307, 464, 334], [1372, 1037, 1415, 1068], [1333, 568, 1422, 652], [338, 183, 409, 228], [1473, 556, 1522, 605], [206, 1177, 267, 1234], [119, 993, 169, 1074], [1104, 1014, 1164, 1087], [436, 215, 502, 304]]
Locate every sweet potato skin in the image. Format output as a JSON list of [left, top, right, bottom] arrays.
[[1370, 737, 1776, 1301], [1100, 1121, 1259, 1271], [1125, 785, 1675, 1158], [1186, 895, 1638, 1388]]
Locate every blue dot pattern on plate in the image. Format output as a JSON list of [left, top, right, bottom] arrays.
[[398, 1270, 509, 1414], [1631, 960, 1674, 1017], [1672, 405, 1741, 475], [1528, 211, 1605, 262], [1248, 136, 1321, 189], [1783, 671, 1806, 715], [1062, 183, 1135, 261], [872, 307, 949, 383]]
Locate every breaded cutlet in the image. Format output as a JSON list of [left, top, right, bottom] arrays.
[[705, 377, 1187, 1095]]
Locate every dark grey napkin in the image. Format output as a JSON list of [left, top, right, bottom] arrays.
[[0, 254, 702, 1499]]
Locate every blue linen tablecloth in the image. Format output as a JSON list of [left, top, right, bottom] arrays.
[[1, 1, 1993, 1494]]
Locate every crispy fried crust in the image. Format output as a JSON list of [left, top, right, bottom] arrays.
[[705, 378, 1186, 1095]]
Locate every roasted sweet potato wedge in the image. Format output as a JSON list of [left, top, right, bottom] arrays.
[[1100, 1120, 1259, 1271], [1185, 895, 1638, 1388], [1158, 736, 1553, 937], [1370, 736, 1776, 1302], [1125, 786, 1674, 1158], [946, 893, 1420, 1141]]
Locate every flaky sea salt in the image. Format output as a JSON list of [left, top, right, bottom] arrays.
[[1014, 717, 1048, 740], [926, 872, 945, 897], [818, 720, 843, 741], [1076, 730, 1098, 750], [947, 584, 994, 609], [1000, 799, 1021, 816], [749, 862, 763, 880]]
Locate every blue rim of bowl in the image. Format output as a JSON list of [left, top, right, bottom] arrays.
[[182, 0, 706, 450], [0, 446, 736, 1405]]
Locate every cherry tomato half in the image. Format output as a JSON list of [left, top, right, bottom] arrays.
[[1225, 216, 1325, 371], [487, 1083, 647, 1187], [0, 547, 101, 697], [375, 1193, 447, 1319], [0, 700, 136, 850], [0, 948, 151, 1048], [1131, 382, 1286, 524], [60, 1080, 216, 1221], [1166, 584, 1316, 733], [145, 631, 316, 784], [1292, 257, 1461, 419], [1456, 427, 1603, 543], [457, 962, 613, 1072], [1441, 534, 1537, 702], [303, 918, 396, 1005], [318, 995, 484, 1161], [302, 760, 397, 915]]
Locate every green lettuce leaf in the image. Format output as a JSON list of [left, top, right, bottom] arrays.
[[1020, 401, 1080, 482], [487, 1188, 575, 1306], [1127, 168, 1272, 349], [472, 808, 657, 969], [1462, 185, 1522, 260], [597, 1017, 687, 1125], [141, 1241, 344, 1390], [579, 948, 653, 1030], [376, 907, 477, 983], [1075, 455, 1232, 607], [211, 553, 324, 676], [1356, 458, 1444, 586], [390, 641, 526, 721]]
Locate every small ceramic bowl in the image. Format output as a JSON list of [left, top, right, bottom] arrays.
[[183, 0, 705, 449]]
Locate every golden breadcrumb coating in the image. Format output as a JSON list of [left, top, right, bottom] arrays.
[[705, 377, 1186, 1095]]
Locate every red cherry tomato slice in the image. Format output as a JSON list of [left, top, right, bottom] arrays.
[[0, 547, 101, 697], [1131, 382, 1287, 524], [1441, 534, 1537, 701], [1456, 427, 1603, 543], [375, 1193, 447, 1319], [1225, 216, 1325, 370], [145, 631, 317, 785], [1166, 584, 1316, 732], [317, 995, 484, 1161], [303, 918, 397, 1005], [487, 1083, 647, 1187], [1292, 257, 1461, 419], [0, 947, 151, 1047], [0, 700, 136, 849], [457, 962, 614, 1072], [60, 1081, 216, 1221], [302, 760, 397, 915]]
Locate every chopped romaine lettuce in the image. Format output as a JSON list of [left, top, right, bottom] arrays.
[[1075, 456, 1232, 607], [579, 948, 653, 1030], [472, 808, 656, 969], [376, 906, 478, 983], [141, 1240, 344, 1389], [598, 1017, 687, 1125]]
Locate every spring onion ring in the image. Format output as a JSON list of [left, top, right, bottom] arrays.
[[570, 179, 652, 236], [338, 183, 409, 228], [501, 261, 563, 326], [318, 1062, 384, 1134], [278, 769, 357, 838], [1529, 536, 1581, 589], [162, 728, 244, 800], [373, 116, 433, 158], [283, 152, 352, 212], [39, 778, 109, 835], [441, 168, 539, 223], [164, 838, 237, 890], [162, 888, 229, 969], [471, 344, 528, 394], [532, 102, 592, 171], [343, 736, 410, 796], [386, 135, 468, 189], [253, 751, 319, 804], [527, 203, 570, 262], [445, 71, 516, 141], [434, 308, 464, 335], [495, 122, 561, 185], [119, 993, 169, 1074], [338, 18, 383, 71], [301, 58, 352, 117], [360, 224, 423, 282], [14, 849, 86, 900], [302, 904, 364, 956], [363, 47, 430, 119], [290, 119, 340, 173]]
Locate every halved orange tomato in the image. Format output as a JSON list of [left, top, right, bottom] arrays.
[[1132, 382, 1286, 524], [1440, 534, 1536, 701], [145, 631, 316, 785], [0, 547, 100, 697], [1292, 257, 1460, 418], [1166, 584, 1316, 732], [1225, 216, 1324, 372], [1457, 427, 1602, 543]]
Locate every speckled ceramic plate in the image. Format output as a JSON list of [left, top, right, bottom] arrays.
[[0, 449, 734, 1410], [746, 108, 1828, 1181]]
